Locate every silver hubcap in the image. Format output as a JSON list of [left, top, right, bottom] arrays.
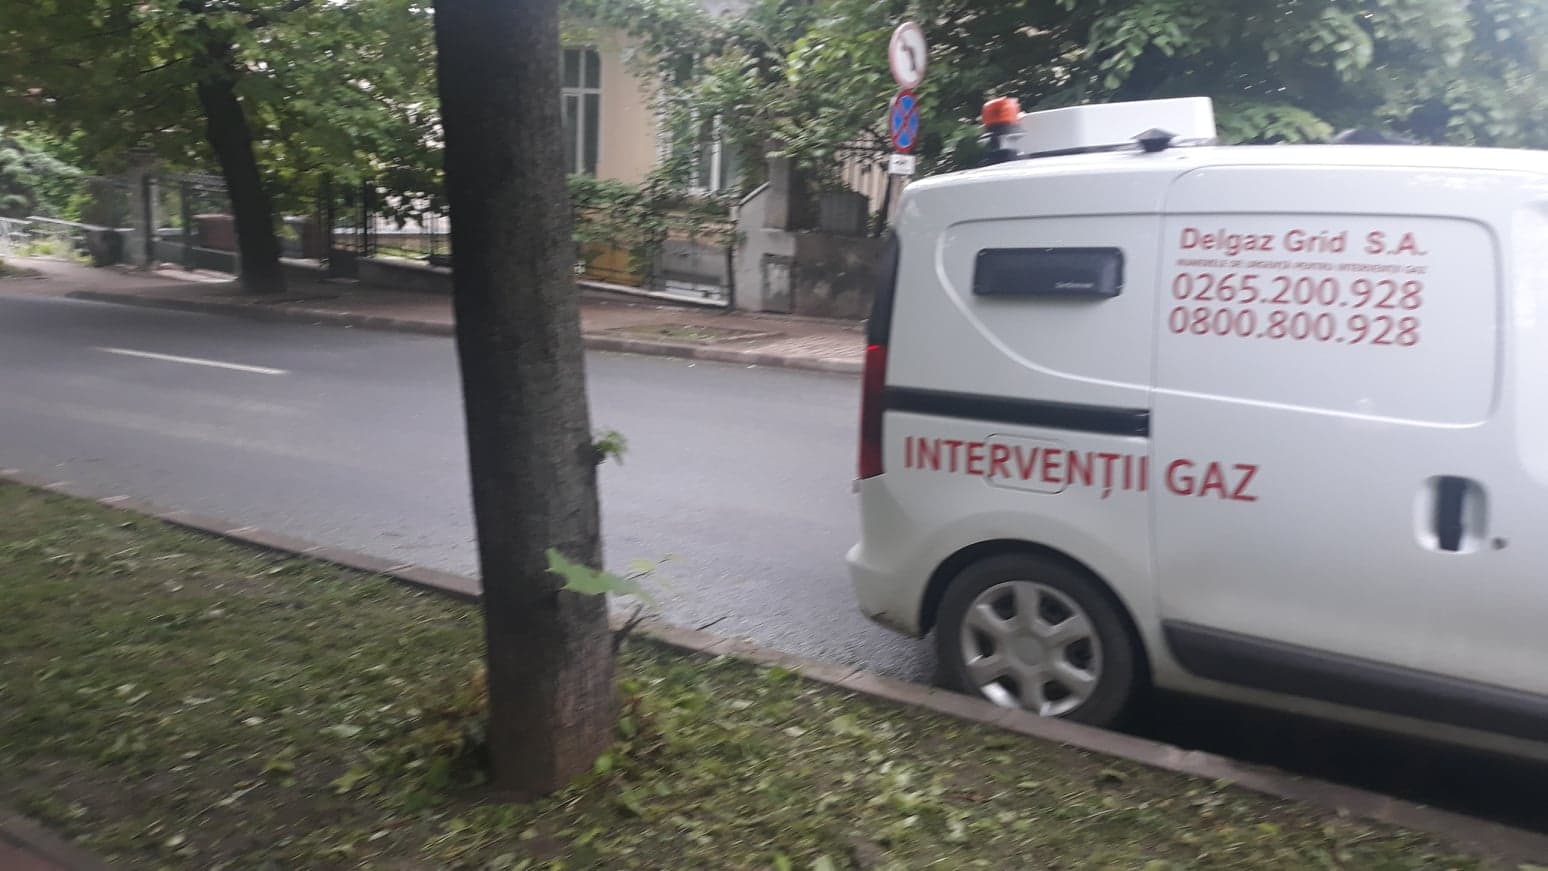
[[959, 581, 1102, 717]]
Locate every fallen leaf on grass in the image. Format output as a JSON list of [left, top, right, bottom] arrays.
[[321, 723, 362, 739], [214, 784, 259, 808], [331, 766, 371, 794], [944, 817, 968, 844], [263, 753, 295, 774], [616, 788, 648, 818], [829, 714, 865, 737]]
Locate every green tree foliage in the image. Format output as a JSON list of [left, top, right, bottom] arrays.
[[253, 0, 443, 215], [0, 128, 82, 218], [580, 0, 1548, 183], [1072, 0, 1548, 147], [0, 0, 437, 189], [0, 0, 441, 225]]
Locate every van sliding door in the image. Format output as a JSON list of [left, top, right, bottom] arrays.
[[1150, 164, 1548, 738]]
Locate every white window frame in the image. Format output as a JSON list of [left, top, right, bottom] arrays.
[[677, 113, 737, 194], [561, 47, 602, 176]]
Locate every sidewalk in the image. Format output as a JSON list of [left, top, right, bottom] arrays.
[[0, 258, 866, 375], [0, 838, 65, 871], [0, 812, 113, 871]]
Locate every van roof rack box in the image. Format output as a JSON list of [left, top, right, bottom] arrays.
[[1012, 97, 1217, 158]]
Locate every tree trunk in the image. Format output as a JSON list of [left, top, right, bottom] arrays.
[[195, 72, 286, 295], [432, 0, 614, 796]]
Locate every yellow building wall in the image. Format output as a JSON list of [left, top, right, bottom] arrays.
[[592, 31, 659, 186]]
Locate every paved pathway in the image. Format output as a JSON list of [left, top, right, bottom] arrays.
[[2, 257, 866, 374]]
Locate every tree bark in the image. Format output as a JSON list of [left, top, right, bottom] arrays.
[[195, 69, 286, 294], [432, 0, 614, 796]]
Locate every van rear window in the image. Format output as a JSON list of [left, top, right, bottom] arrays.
[[867, 231, 900, 345], [973, 247, 1123, 298]]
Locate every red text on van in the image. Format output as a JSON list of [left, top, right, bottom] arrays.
[[902, 437, 1260, 503], [1164, 459, 1258, 502]]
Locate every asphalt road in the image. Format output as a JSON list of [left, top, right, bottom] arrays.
[[0, 293, 932, 681], [4, 293, 1546, 832]]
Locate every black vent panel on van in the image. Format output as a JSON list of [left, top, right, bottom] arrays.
[[972, 247, 1123, 298]]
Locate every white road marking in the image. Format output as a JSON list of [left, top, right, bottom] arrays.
[[93, 346, 288, 376]]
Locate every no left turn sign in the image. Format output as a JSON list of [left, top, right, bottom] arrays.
[[888, 22, 927, 90]]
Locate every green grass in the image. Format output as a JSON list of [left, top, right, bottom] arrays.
[[13, 234, 85, 261], [0, 482, 1501, 869]]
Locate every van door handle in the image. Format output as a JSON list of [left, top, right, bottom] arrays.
[[1425, 475, 1484, 553], [1434, 476, 1466, 552]]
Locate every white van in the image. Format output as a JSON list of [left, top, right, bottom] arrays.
[[848, 96, 1548, 756]]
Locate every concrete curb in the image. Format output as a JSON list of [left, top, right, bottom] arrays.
[[66, 289, 456, 337], [0, 812, 115, 871], [581, 334, 862, 375], [3, 469, 1546, 864], [63, 290, 863, 376]]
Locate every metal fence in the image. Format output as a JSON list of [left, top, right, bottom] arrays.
[[571, 202, 734, 306], [835, 137, 893, 222], [650, 215, 735, 304], [152, 173, 238, 271], [0, 216, 27, 255], [2, 154, 886, 310], [317, 178, 376, 278], [5, 175, 134, 264], [371, 208, 448, 267]]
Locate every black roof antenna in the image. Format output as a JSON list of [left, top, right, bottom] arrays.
[[1135, 128, 1176, 153]]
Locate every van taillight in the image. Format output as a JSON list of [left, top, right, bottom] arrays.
[[858, 343, 888, 479]]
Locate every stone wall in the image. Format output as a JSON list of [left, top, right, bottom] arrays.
[[732, 159, 882, 320], [356, 256, 453, 295], [789, 233, 884, 320]]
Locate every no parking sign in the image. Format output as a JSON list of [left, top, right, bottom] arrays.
[[889, 89, 920, 154]]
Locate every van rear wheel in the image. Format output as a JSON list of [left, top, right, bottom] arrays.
[[936, 553, 1138, 727]]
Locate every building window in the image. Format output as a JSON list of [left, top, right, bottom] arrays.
[[562, 48, 601, 176], [664, 113, 741, 193], [693, 116, 742, 193]]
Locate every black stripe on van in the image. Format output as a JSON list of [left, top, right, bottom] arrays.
[[886, 387, 1150, 437], [1165, 621, 1548, 743]]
